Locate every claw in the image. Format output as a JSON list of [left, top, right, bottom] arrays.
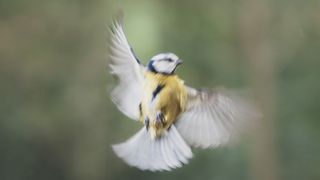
[[145, 117, 150, 131], [155, 112, 165, 127]]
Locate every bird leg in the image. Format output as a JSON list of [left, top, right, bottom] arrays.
[[155, 111, 165, 128], [145, 117, 150, 131]]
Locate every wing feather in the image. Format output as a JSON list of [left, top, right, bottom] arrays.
[[176, 87, 259, 148], [109, 17, 145, 120]]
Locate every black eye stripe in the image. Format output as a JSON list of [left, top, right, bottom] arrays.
[[161, 58, 173, 62]]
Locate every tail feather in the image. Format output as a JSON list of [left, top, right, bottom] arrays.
[[112, 125, 193, 171]]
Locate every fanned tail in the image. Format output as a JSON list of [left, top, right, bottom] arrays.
[[112, 125, 193, 171]]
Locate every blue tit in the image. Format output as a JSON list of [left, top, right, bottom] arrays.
[[109, 16, 259, 171]]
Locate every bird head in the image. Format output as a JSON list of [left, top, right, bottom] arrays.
[[147, 53, 183, 75]]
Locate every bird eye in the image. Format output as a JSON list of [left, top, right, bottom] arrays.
[[166, 58, 173, 62]]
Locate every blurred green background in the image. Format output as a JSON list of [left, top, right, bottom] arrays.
[[1, 0, 320, 180]]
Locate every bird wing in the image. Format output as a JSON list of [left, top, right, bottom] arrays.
[[109, 17, 145, 120], [175, 86, 259, 148]]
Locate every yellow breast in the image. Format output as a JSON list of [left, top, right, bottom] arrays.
[[139, 71, 187, 138]]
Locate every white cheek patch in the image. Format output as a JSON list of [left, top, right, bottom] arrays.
[[154, 61, 175, 74]]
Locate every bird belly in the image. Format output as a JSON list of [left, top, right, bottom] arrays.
[[139, 73, 187, 139]]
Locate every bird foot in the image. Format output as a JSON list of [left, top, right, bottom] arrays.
[[155, 112, 165, 127], [145, 117, 150, 131]]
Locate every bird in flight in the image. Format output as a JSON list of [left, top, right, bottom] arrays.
[[109, 15, 258, 171]]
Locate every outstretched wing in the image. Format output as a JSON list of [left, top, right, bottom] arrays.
[[109, 17, 145, 120], [175, 87, 259, 148]]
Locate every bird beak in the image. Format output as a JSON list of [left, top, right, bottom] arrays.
[[176, 59, 183, 65]]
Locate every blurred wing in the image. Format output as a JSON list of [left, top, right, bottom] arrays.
[[175, 87, 259, 148], [109, 17, 145, 120]]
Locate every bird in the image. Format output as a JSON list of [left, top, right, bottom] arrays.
[[108, 15, 259, 171]]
